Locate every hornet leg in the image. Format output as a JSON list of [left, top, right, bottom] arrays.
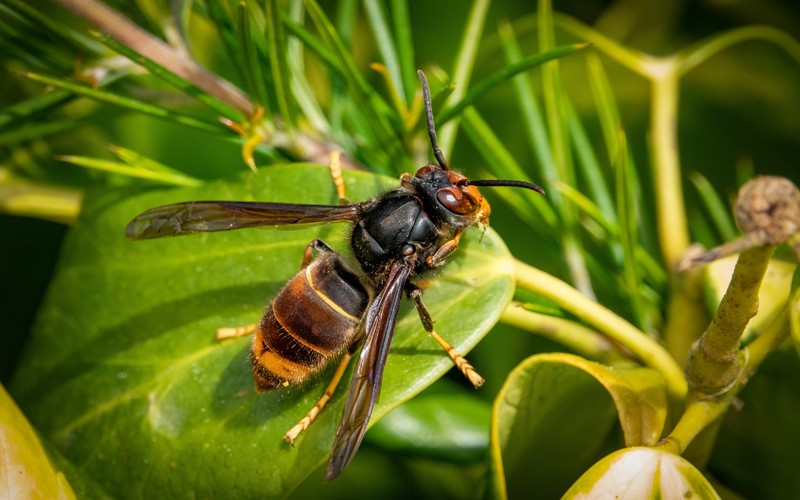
[[284, 342, 359, 445], [407, 287, 484, 388], [329, 151, 350, 205], [426, 229, 464, 268], [216, 323, 257, 341]]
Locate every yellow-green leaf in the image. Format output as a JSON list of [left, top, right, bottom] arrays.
[[0, 384, 76, 500], [487, 353, 668, 500]]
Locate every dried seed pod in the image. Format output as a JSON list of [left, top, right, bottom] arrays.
[[678, 175, 800, 271], [735, 175, 800, 245]]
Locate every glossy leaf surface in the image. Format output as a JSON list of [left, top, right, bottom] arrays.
[[0, 384, 76, 500], [487, 353, 667, 500], [366, 383, 492, 463], [10, 164, 515, 500]]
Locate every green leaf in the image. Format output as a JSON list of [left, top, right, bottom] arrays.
[[305, 0, 408, 173], [537, 0, 592, 299], [0, 178, 82, 224], [90, 31, 244, 122], [265, 0, 294, 129], [171, 0, 194, 50], [204, 0, 243, 69], [0, 69, 131, 132], [55, 154, 202, 186], [285, 0, 331, 136], [688, 170, 738, 243], [437, 0, 491, 157], [389, 0, 416, 106], [3, 0, 104, 55], [363, 0, 407, 105], [437, 43, 588, 126], [0, 119, 80, 147], [237, 0, 271, 111], [281, 13, 342, 74], [366, 383, 491, 463], [0, 16, 73, 72], [548, 179, 617, 236], [14, 71, 231, 134], [585, 50, 621, 165], [460, 106, 558, 233], [497, 20, 557, 204], [487, 353, 668, 500], [0, 384, 77, 500], [615, 128, 645, 330], [563, 96, 616, 224], [54, 145, 204, 187], [0, 90, 73, 131], [11, 164, 515, 500]]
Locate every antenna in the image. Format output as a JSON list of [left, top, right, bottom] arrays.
[[458, 179, 546, 196], [417, 70, 449, 170]]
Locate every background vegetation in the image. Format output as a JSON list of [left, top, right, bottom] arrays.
[[1, 0, 799, 498]]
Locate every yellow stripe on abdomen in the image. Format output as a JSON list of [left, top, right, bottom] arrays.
[[305, 266, 359, 322]]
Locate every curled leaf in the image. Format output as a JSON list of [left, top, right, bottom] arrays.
[[488, 353, 668, 500], [0, 384, 76, 500]]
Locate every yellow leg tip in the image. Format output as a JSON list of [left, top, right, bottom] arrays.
[[284, 424, 304, 446], [215, 327, 238, 340], [467, 370, 485, 388]]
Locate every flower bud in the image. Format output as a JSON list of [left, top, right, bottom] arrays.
[[562, 447, 720, 500]]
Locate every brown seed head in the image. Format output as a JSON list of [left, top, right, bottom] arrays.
[[735, 175, 800, 245]]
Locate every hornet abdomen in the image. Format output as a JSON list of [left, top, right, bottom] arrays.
[[251, 254, 369, 392]]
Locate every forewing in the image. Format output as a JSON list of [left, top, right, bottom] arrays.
[[324, 261, 414, 481], [125, 201, 360, 240]]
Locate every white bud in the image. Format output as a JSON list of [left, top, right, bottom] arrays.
[[562, 447, 720, 500]]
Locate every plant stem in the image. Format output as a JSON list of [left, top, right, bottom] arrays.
[[659, 296, 793, 455], [500, 302, 631, 365], [685, 245, 776, 394], [51, 0, 364, 171], [677, 25, 800, 76], [646, 58, 688, 270], [51, 0, 254, 115], [513, 259, 687, 402], [655, 398, 727, 455]]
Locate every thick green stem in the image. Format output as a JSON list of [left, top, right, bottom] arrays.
[[513, 259, 687, 402], [685, 245, 776, 394], [660, 297, 793, 455], [500, 302, 630, 365], [655, 399, 726, 455], [647, 60, 688, 270]]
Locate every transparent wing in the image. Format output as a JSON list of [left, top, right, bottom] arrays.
[[125, 201, 361, 240], [324, 260, 414, 481]]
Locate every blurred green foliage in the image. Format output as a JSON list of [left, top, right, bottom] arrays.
[[2, 0, 800, 498]]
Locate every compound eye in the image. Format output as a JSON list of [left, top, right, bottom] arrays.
[[415, 165, 435, 178], [437, 187, 478, 215]]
